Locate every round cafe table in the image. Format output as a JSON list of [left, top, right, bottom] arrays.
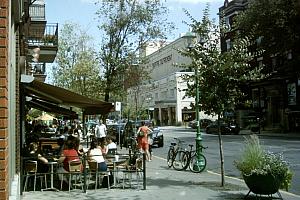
[[111, 158, 127, 187], [42, 161, 59, 191]]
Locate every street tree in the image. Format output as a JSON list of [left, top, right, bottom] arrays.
[[94, 0, 174, 103], [179, 5, 264, 187], [52, 22, 103, 99], [122, 64, 150, 120]]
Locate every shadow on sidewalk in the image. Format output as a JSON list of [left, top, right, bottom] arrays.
[[146, 176, 247, 191], [214, 192, 284, 200]]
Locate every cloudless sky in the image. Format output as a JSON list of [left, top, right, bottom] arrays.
[[45, 0, 225, 43]]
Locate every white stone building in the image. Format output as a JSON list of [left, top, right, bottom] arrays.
[[127, 33, 215, 125]]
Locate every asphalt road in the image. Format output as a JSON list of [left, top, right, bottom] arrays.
[[152, 126, 300, 196]]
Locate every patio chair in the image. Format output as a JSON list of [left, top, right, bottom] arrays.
[[60, 159, 83, 192], [121, 157, 143, 189], [23, 160, 47, 191], [87, 161, 110, 190]]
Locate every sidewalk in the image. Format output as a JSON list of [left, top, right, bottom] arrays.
[[21, 153, 300, 200]]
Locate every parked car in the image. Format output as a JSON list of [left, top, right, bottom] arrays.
[[205, 120, 240, 135], [188, 119, 213, 129], [150, 127, 164, 148], [122, 120, 164, 148]]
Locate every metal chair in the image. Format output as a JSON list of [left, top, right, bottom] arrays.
[[87, 161, 110, 190], [122, 157, 143, 189], [23, 160, 47, 191], [60, 159, 83, 192]]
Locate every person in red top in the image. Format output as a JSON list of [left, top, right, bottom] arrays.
[[56, 138, 82, 184], [137, 121, 153, 161]]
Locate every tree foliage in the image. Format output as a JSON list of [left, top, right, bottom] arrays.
[[181, 6, 263, 116], [95, 0, 175, 102], [52, 22, 103, 99], [180, 5, 265, 187], [234, 0, 300, 74]]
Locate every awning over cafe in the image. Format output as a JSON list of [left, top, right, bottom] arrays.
[[26, 98, 79, 118], [22, 76, 114, 116]]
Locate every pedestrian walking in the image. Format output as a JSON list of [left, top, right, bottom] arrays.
[[137, 121, 153, 161], [95, 119, 107, 140]]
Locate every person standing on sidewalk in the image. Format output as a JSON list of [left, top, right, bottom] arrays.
[[95, 119, 107, 140], [137, 121, 152, 161]]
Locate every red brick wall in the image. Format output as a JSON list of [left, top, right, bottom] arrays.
[[0, 0, 9, 199]]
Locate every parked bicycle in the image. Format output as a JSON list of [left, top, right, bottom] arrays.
[[167, 138, 186, 170], [182, 144, 207, 173]]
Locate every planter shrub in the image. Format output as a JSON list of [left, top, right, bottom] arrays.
[[234, 135, 293, 195]]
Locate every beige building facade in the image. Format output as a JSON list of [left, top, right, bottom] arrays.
[[128, 34, 215, 126]]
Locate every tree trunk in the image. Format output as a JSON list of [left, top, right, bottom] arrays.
[[217, 114, 225, 187]]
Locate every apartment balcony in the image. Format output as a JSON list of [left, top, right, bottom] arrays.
[[27, 63, 47, 82], [25, 1, 58, 63], [27, 23, 58, 63], [28, 2, 46, 38]]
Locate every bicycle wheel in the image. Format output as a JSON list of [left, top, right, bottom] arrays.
[[173, 150, 187, 171], [167, 148, 174, 168], [189, 154, 207, 173], [181, 152, 190, 170]]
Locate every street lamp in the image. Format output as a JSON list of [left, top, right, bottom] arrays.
[[182, 32, 205, 171]]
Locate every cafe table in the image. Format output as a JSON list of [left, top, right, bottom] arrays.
[[42, 161, 59, 191], [106, 155, 129, 187]]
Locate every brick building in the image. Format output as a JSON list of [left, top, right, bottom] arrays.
[[0, 1, 58, 199], [219, 0, 300, 132]]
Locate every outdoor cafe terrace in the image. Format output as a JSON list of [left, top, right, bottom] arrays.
[[21, 137, 146, 193]]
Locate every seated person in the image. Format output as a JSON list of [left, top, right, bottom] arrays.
[[24, 142, 49, 173], [98, 137, 108, 156], [56, 139, 82, 183], [55, 137, 65, 156], [87, 140, 107, 172], [106, 136, 117, 154]]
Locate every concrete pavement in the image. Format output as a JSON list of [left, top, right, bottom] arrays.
[[21, 150, 300, 200]]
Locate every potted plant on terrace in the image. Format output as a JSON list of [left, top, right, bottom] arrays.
[[234, 135, 293, 199]]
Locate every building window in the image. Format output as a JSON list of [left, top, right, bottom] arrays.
[[271, 57, 277, 71], [161, 91, 167, 100], [225, 17, 231, 29], [170, 89, 175, 98], [226, 39, 231, 50], [287, 83, 296, 105], [257, 57, 263, 68], [256, 36, 263, 46]]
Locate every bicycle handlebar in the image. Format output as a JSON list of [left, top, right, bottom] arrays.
[[173, 137, 185, 143], [188, 144, 208, 150]]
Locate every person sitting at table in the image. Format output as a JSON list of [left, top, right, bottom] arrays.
[[73, 130, 85, 155], [106, 136, 117, 151], [98, 137, 108, 156], [87, 140, 107, 172], [56, 138, 82, 185], [25, 142, 49, 173], [55, 137, 65, 156]]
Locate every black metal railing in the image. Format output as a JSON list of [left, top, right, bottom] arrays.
[[29, 4, 45, 21], [27, 23, 58, 47]]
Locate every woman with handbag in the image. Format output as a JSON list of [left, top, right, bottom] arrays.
[[137, 121, 153, 161]]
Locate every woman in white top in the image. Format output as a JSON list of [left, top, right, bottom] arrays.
[[106, 136, 117, 150], [88, 140, 107, 171]]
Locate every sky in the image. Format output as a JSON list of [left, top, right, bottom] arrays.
[[45, 0, 225, 42]]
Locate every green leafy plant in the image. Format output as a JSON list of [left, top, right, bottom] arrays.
[[234, 135, 293, 191]]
